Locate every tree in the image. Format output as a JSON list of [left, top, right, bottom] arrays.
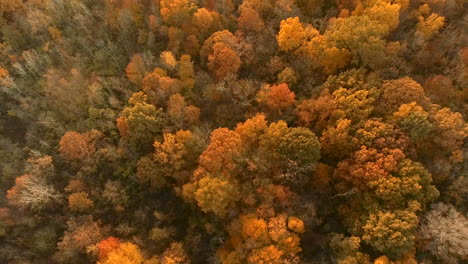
[[361, 209, 419, 259], [355, 119, 409, 151], [277, 67, 298, 86], [367, 159, 439, 208], [416, 13, 445, 39], [296, 92, 337, 133], [97, 237, 121, 261], [160, 0, 195, 27], [192, 176, 240, 217], [218, 213, 304, 263], [59, 131, 96, 161], [237, 6, 264, 32], [362, 1, 401, 33], [200, 30, 237, 62], [419, 203, 468, 264], [430, 107, 468, 163], [149, 227, 175, 250], [125, 54, 146, 84], [325, 15, 389, 69], [278, 127, 321, 167], [320, 119, 358, 160], [102, 180, 129, 210], [301, 35, 351, 75], [259, 120, 289, 157], [57, 216, 104, 261], [329, 234, 371, 264], [256, 83, 296, 114], [208, 42, 241, 81], [137, 155, 167, 189], [161, 242, 190, 264], [192, 8, 221, 38], [235, 113, 268, 148], [119, 92, 165, 147], [160, 51, 178, 71], [379, 77, 428, 113], [142, 69, 182, 105], [198, 128, 243, 175], [167, 93, 200, 128], [423, 74, 455, 106], [97, 242, 145, 264], [276, 17, 307, 52], [334, 146, 405, 190], [332, 87, 376, 124], [0, 0, 22, 14], [247, 245, 284, 264], [68, 192, 94, 212], [393, 102, 433, 142], [177, 54, 195, 92], [287, 216, 305, 234], [7, 174, 61, 212], [152, 129, 203, 185]]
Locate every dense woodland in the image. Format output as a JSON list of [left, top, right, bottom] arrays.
[[0, 0, 467, 263]]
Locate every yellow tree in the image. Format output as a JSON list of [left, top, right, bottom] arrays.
[[192, 176, 240, 217], [97, 242, 144, 264], [276, 17, 306, 52]]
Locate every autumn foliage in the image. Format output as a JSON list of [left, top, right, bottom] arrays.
[[59, 131, 97, 161], [0, 0, 467, 263]]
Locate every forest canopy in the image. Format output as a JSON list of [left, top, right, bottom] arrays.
[[0, 0, 467, 263]]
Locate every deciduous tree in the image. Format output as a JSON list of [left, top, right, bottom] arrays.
[[160, 0, 195, 27], [277, 17, 306, 52], [361, 209, 419, 259], [97, 237, 121, 261], [208, 42, 241, 81], [97, 242, 145, 264], [7, 174, 61, 212], [393, 102, 433, 142], [237, 6, 264, 32], [59, 131, 96, 161], [68, 192, 94, 212], [118, 92, 165, 147], [125, 54, 146, 84], [379, 77, 428, 113], [256, 83, 296, 114], [192, 176, 240, 217], [419, 203, 468, 264], [199, 128, 243, 175], [161, 242, 190, 264]]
